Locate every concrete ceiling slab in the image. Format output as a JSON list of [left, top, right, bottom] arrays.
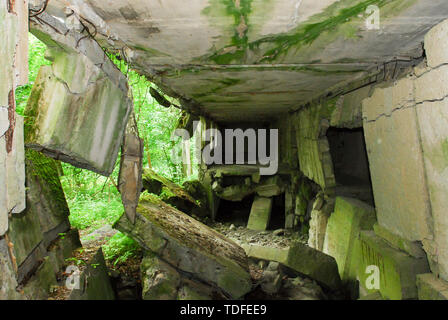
[[42, 0, 448, 123]]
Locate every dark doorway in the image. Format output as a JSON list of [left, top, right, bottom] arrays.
[[327, 127, 374, 204], [268, 193, 286, 230], [216, 195, 255, 227]]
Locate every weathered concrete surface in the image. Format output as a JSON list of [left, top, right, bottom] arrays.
[[357, 231, 430, 300], [373, 223, 426, 259], [24, 46, 131, 176], [0, 238, 22, 300], [417, 273, 448, 300], [6, 115, 26, 215], [308, 193, 334, 251], [118, 118, 144, 224], [69, 249, 115, 300], [142, 168, 206, 216], [24, 149, 71, 243], [296, 103, 335, 189], [247, 196, 273, 231], [424, 18, 448, 69], [114, 193, 252, 299], [323, 197, 376, 282], [38, 0, 448, 123], [416, 98, 448, 280], [243, 243, 341, 290], [141, 251, 219, 300], [363, 91, 432, 242]]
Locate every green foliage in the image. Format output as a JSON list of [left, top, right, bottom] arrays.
[[15, 34, 51, 116], [19, 33, 184, 265], [102, 232, 141, 265]]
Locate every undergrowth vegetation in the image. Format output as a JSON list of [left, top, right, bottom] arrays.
[[19, 33, 185, 265]]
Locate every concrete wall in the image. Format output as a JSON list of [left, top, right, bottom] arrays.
[[0, 2, 82, 300], [292, 18, 448, 300], [362, 18, 448, 282]]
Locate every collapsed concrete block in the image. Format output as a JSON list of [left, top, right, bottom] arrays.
[[24, 47, 131, 176], [243, 243, 341, 290], [141, 251, 180, 300], [416, 99, 448, 280], [69, 249, 115, 300], [373, 224, 426, 259], [24, 149, 71, 245], [22, 256, 57, 300], [142, 168, 206, 216], [357, 231, 430, 300], [247, 196, 273, 231], [255, 176, 285, 197], [114, 193, 252, 299], [363, 106, 432, 242], [118, 122, 143, 224], [424, 18, 448, 69], [308, 195, 333, 252], [323, 197, 376, 282], [417, 273, 448, 300], [415, 65, 448, 103]]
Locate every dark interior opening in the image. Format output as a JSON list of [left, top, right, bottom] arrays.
[[216, 195, 255, 227], [327, 127, 374, 205], [216, 193, 286, 230], [268, 193, 285, 230]]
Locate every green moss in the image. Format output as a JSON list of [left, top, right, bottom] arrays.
[[203, 0, 254, 64], [25, 149, 69, 216], [201, 0, 415, 64]]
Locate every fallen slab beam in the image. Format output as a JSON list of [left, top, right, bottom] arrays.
[[247, 196, 273, 231], [114, 193, 252, 299], [25, 13, 132, 176], [142, 168, 206, 216], [243, 243, 341, 290]]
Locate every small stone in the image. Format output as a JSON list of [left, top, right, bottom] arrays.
[[273, 229, 285, 237]]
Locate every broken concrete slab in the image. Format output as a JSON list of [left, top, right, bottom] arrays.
[[69, 249, 115, 300], [308, 194, 334, 252], [323, 197, 376, 282], [24, 47, 131, 176], [417, 273, 448, 300], [247, 196, 273, 231], [114, 193, 252, 299], [255, 176, 285, 198], [373, 223, 426, 259], [243, 243, 341, 290], [357, 231, 430, 300], [22, 256, 57, 300], [142, 168, 205, 216], [118, 119, 144, 224], [24, 149, 71, 241], [141, 251, 180, 300]]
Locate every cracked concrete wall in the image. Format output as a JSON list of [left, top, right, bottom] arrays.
[[26, 10, 132, 176], [0, 0, 28, 237], [362, 18, 448, 282]]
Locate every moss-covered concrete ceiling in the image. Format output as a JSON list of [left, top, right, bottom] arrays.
[[44, 0, 448, 123]]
